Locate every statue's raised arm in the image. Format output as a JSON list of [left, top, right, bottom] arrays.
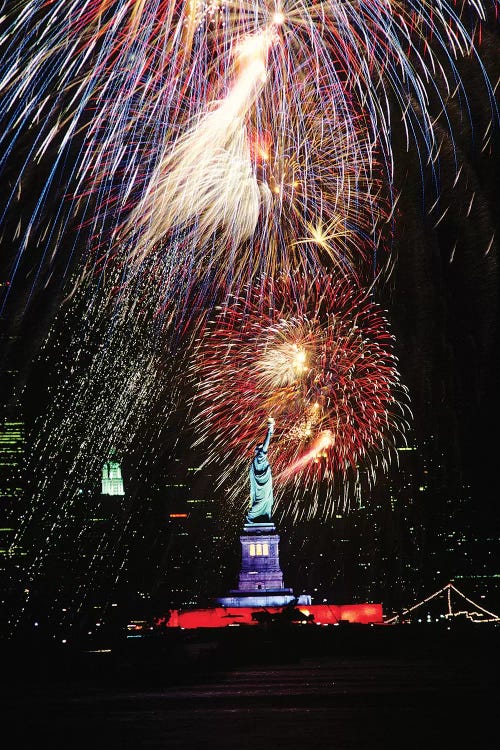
[[246, 418, 275, 524], [262, 417, 274, 451]]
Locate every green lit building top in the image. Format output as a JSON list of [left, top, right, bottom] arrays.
[[101, 455, 125, 496]]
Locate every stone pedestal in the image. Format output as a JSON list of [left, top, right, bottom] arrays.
[[216, 522, 311, 608], [237, 523, 286, 592]]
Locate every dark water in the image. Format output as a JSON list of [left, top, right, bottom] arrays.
[[4, 647, 498, 749]]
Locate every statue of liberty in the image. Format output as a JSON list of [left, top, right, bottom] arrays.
[[247, 417, 275, 523]]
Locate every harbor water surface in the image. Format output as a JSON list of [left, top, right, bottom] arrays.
[[3, 627, 499, 749]]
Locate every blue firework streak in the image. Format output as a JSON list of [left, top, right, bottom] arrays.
[[0, 1, 497, 320]]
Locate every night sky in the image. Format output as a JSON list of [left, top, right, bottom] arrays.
[[0, 5, 499, 633]]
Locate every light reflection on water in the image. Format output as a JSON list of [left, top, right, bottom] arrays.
[[4, 656, 498, 749]]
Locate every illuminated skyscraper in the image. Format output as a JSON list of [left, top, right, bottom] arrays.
[[126, 453, 224, 612], [0, 322, 27, 622], [102, 453, 125, 496], [0, 321, 25, 530], [0, 418, 24, 514], [60, 453, 129, 627], [0, 417, 25, 574]]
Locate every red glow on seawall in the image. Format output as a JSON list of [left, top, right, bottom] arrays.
[[161, 603, 383, 629]]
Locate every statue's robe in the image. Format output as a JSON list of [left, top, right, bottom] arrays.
[[247, 446, 273, 522]]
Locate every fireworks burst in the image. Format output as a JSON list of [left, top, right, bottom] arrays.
[[1, 1, 495, 317], [190, 273, 410, 520]]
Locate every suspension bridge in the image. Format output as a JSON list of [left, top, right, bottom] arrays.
[[385, 582, 500, 624]]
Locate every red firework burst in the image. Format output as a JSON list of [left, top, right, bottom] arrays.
[[190, 273, 409, 514]]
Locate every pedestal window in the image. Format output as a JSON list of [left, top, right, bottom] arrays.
[[249, 542, 270, 556]]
